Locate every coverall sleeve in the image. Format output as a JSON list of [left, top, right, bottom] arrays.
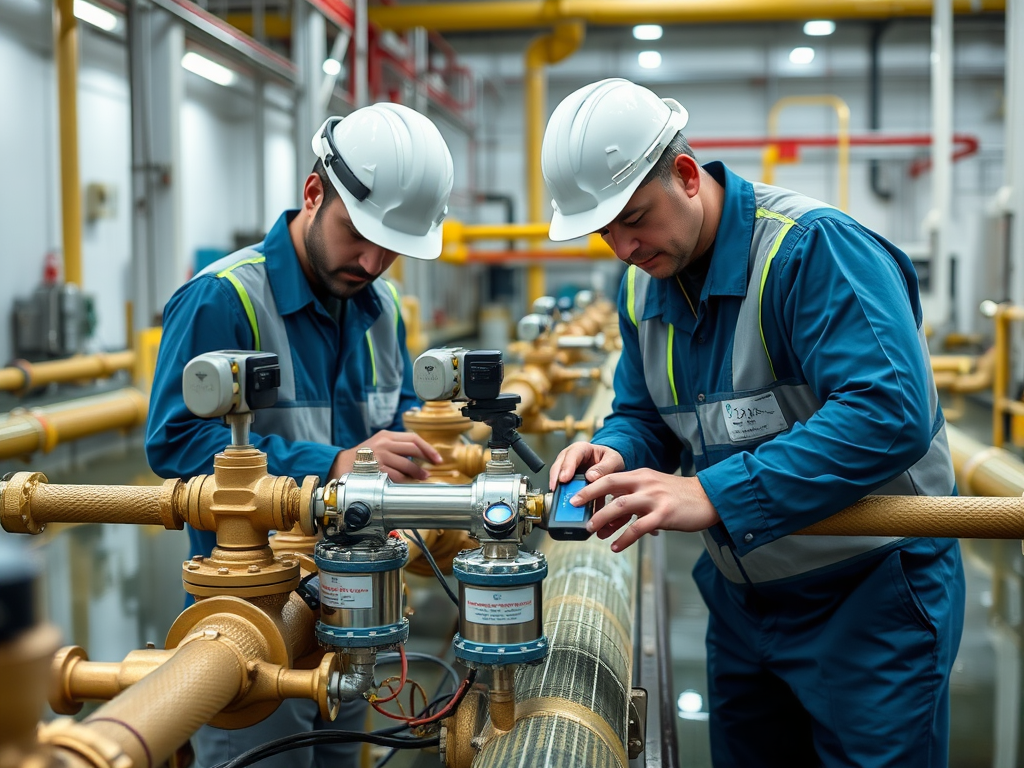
[[698, 218, 935, 556], [145, 277, 339, 482], [591, 278, 686, 474]]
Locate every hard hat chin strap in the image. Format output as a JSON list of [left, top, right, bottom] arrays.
[[322, 117, 371, 202]]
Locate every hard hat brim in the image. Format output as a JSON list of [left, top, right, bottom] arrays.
[[547, 173, 647, 243], [331, 164, 443, 261]]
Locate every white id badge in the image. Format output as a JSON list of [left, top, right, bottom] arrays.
[[367, 387, 400, 428], [721, 392, 789, 443]]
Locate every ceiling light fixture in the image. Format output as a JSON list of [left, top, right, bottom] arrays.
[[638, 50, 662, 69], [803, 20, 836, 36], [633, 24, 663, 41], [789, 47, 815, 65], [73, 0, 118, 31], [322, 58, 342, 76], [181, 51, 238, 87]]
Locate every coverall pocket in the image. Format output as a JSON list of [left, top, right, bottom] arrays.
[[888, 549, 937, 637]]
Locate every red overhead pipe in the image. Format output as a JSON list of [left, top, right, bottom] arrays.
[[688, 133, 979, 178]]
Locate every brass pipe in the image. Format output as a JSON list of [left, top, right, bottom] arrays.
[[990, 304, 1024, 448], [80, 636, 245, 768], [0, 623, 63, 765], [55, 0, 83, 288], [796, 495, 1024, 539], [489, 667, 516, 732], [0, 387, 149, 460], [765, 96, 850, 211], [947, 424, 1024, 498], [370, 0, 1005, 32], [525, 22, 585, 308], [0, 351, 136, 393]]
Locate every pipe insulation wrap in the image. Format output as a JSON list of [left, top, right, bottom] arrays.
[[473, 536, 637, 768]]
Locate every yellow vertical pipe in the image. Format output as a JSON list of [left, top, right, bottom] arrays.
[[994, 305, 1010, 448], [524, 22, 584, 308], [765, 95, 850, 212], [55, 0, 83, 288]]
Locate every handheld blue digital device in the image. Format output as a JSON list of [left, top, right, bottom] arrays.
[[548, 474, 593, 541]]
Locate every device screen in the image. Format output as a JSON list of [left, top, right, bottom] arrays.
[[548, 475, 593, 541]]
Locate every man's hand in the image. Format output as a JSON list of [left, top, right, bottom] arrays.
[[330, 431, 443, 482], [569, 469, 720, 552], [548, 442, 626, 490]]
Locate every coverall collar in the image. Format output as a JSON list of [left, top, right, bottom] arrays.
[[643, 162, 756, 322], [264, 210, 383, 323]]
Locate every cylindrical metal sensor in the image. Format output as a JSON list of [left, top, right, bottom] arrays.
[[452, 548, 548, 666], [314, 536, 408, 651]]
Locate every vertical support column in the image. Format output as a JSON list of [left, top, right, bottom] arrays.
[[292, 0, 325, 192], [55, 0, 83, 289], [255, 76, 267, 233], [128, 0, 184, 330], [927, 0, 953, 332], [354, 0, 368, 106]]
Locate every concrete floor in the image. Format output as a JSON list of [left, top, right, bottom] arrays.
[[2, 390, 1022, 767]]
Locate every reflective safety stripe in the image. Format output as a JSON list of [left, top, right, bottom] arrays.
[[626, 266, 638, 327], [366, 332, 378, 386], [383, 280, 401, 328], [365, 280, 401, 387], [216, 256, 267, 351], [754, 208, 797, 382], [666, 324, 678, 405]]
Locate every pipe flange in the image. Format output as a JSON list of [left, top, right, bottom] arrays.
[[182, 553, 301, 598], [0, 471, 48, 534], [50, 645, 89, 715], [299, 475, 320, 537], [316, 618, 409, 651], [37, 718, 133, 768], [453, 635, 548, 666], [317, 652, 342, 722]]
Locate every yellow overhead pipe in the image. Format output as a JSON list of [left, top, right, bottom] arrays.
[[369, 0, 1004, 32], [439, 220, 613, 263], [525, 21, 585, 307], [55, 0, 83, 288], [0, 351, 136, 394], [764, 95, 850, 211]]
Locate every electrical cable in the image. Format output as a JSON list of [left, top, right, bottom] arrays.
[[375, 651, 460, 697], [409, 529, 459, 605]]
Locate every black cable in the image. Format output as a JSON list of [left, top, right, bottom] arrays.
[[375, 651, 460, 695], [216, 732, 438, 768], [409, 529, 459, 605]]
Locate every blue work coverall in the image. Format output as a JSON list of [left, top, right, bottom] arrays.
[[593, 162, 965, 767], [146, 210, 419, 768]]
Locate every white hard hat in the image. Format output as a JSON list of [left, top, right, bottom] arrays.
[[312, 103, 454, 260], [542, 79, 688, 242]]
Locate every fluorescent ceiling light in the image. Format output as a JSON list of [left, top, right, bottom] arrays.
[[73, 0, 117, 31], [322, 58, 342, 76], [789, 46, 815, 65], [803, 20, 835, 36], [181, 52, 237, 86], [633, 24, 663, 41], [638, 50, 662, 69]]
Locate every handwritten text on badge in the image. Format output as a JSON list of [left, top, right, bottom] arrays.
[[721, 391, 789, 442]]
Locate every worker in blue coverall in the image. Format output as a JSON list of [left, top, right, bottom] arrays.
[[145, 103, 451, 768], [544, 79, 965, 767]]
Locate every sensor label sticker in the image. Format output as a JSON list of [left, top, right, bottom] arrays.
[[464, 587, 535, 625], [721, 391, 789, 443], [319, 574, 373, 609]]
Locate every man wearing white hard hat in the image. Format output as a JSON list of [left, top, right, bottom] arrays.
[[146, 103, 454, 767], [547, 78, 964, 766]]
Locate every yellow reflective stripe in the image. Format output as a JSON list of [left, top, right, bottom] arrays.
[[215, 256, 266, 352], [666, 323, 679, 406], [754, 208, 797, 382], [383, 279, 401, 329], [366, 332, 377, 386], [626, 265, 638, 327]]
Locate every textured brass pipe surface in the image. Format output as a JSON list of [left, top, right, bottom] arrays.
[[797, 495, 1024, 538], [81, 638, 244, 768]]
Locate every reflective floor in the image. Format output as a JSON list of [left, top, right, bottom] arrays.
[[3, 392, 1023, 767]]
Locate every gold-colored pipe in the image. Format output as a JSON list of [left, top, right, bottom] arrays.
[[370, 0, 1004, 32], [0, 351, 136, 393], [0, 623, 63, 766], [991, 304, 1024, 448], [797, 494, 1024, 539], [764, 95, 850, 211], [55, 0, 83, 288], [525, 22, 585, 308], [0, 388, 149, 460], [947, 423, 1024, 498]]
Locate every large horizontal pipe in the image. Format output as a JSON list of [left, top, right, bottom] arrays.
[[0, 388, 148, 460], [370, 0, 1004, 33], [946, 423, 1024, 497], [0, 351, 135, 393]]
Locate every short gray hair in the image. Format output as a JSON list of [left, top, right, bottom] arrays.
[[639, 132, 696, 189]]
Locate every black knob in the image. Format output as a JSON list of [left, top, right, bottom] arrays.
[[482, 503, 517, 539], [344, 501, 373, 531]]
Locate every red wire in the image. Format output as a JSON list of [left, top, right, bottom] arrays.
[[370, 645, 407, 704]]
